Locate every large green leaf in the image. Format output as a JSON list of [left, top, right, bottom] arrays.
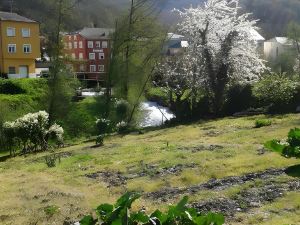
[[150, 210, 168, 224], [115, 192, 141, 209], [194, 213, 224, 225], [130, 211, 150, 223], [96, 203, 114, 220], [79, 215, 97, 225]]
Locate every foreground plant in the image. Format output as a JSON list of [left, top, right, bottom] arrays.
[[80, 192, 224, 225], [265, 128, 300, 158]]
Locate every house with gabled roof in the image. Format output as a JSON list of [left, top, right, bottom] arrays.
[[0, 11, 40, 78], [63, 27, 114, 83], [264, 37, 296, 61]]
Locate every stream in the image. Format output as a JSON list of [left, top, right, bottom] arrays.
[[140, 101, 175, 127]]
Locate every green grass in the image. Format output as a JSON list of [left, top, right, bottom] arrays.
[[0, 114, 300, 224], [0, 78, 48, 121]]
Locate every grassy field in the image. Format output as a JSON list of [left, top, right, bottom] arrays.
[[1, 114, 300, 224]]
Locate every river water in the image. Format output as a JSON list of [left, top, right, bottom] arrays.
[[140, 101, 175, 127]]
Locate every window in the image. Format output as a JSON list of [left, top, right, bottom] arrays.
[[96, 41, 101, 48], [74, 42, 78, 49], [79, 64, 85, 72], [88, 41, 93, 48], [102, 41, 108, 48], [8, 67, 16, 74], [22, 28, 30, 37], [79, 53, 83, 59], [23, 44, 31, 53], [7, 27, 15, 37], [98, 65, 105, 72], [72, 53, 76, 59], [8, 44, 16, 53], [79, 41, 83, 48], [74, 35, 77, 40], [90, 65, 96, 72], [69, 42, 72, 49], [64, 42, 68, 49], [99, 53, 105, 60], [89, 53, 95, 60]]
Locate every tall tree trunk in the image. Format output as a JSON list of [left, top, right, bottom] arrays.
[[124, 0, 135, 99]]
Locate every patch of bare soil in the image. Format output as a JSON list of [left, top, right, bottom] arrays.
[[85, 163, 198, 187], [178, 145, 224, 153], [85, 171, 127, 187], [191, 180, 300, 217], [145, 168, 286, 200]]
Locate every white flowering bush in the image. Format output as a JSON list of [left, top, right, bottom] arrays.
[[116, 121, 128, 134], [48, 123, 64, 142], [95, 118, 112, 135], [3, 111, 64, 154]]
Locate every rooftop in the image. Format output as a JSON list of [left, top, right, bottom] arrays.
[[266, 37, 294, 45], [249, 29, 265, 41], [71, 27, 114, 39], [0, 11, 36, 23], [167, 33, 185, 40]]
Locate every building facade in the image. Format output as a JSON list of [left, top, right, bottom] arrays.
[[63, 27, 113, 82], [0, 11, 40, 78], [264, 37, 296, 62]]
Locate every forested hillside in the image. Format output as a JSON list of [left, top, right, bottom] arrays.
[[0, 0, 123, 34], [1, 0, 300, 38]]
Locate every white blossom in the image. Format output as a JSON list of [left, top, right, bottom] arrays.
[[175, 0, 266, 83]]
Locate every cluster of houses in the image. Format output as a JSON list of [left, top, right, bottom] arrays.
[[0, 11, 298, 82]]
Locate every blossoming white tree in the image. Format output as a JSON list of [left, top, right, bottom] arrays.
[[175, 0, 266, 114]]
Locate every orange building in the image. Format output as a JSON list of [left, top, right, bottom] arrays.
[[0, 11, 40, 78]]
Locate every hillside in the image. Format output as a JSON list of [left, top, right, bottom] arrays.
[[0, 0, 123, 34], [2, 0, 300, 37], [1, 114, 300, 224]]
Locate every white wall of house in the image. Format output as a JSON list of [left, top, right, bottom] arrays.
[[264, 38, 295, 61]]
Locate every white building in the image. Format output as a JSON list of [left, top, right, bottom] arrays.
[[163, 33, 189, 56], [264, 37, 295, 61]]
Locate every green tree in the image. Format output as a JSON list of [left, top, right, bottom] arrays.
[[107, 0, 166, 123], [287, 21, 300, 75], [47, 0, 80, 124]]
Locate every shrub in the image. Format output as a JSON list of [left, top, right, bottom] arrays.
[[116, 121, 128, 134], [115, 99, 130, 121], [145, 87, 169, 106], [0, 79, 26, 94], [253, 74, 299, 113], [45, 155, 57, 167], [254, 119, 272, 128], [224, 84, 256, 115], [3, 111, 64, 154], [95, 118, 112, 135], [265, 128, 300, 158], [95, 135, 104, 146], [80, 192, 224, 225]]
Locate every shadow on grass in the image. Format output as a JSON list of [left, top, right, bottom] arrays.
[[0, 154, 11, 162], [285, 164, 300, 178]]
